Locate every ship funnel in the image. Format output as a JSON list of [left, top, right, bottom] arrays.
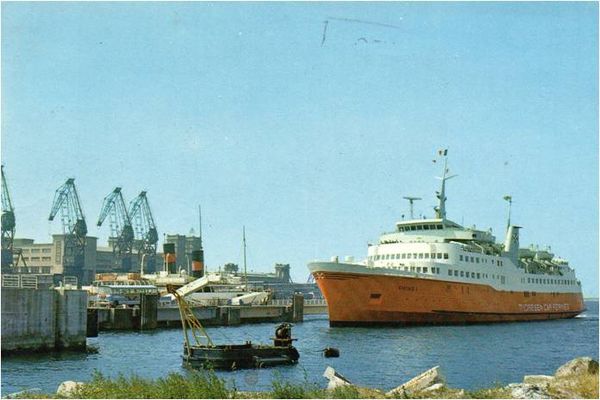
[[503, 225, 521, 263], [191, 249, 204, 278], [163, 243, 176, 274]]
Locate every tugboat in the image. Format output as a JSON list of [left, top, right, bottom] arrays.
[[167, 283, 299, 370]]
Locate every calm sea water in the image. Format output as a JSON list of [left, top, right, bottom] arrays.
[[2, 301, 598, 395]]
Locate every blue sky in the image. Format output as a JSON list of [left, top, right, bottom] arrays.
[[1, 2, 598, 296]]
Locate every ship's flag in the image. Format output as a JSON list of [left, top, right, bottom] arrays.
[[438, 149, 448, 156]]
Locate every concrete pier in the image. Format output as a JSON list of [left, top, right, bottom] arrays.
[[91, 297, 317, 331], [1, 287, 87, 352], [292, 294, 304, 322], [139, 294, 158, 330]]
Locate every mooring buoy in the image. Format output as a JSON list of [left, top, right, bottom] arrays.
[[323, 347, 340, 358]]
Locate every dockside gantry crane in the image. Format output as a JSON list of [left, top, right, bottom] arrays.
[[97, 187, 134, 272], [129, 191, 158, 273], [49, 178, 88, 283], [1, 165, 16, 267]]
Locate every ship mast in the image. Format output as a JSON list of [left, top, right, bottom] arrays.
[[198, 205, 202, 248], [503, 195, 512, 230], [434, 149, 457, 220], [243, 226, 248, 292]]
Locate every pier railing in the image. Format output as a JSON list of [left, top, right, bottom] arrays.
[[1, 274, 39, 289], [268, 298, 328, 306], [1, 274, 74, 289]]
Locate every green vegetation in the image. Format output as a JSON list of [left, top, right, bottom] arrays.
[[67, 370, 230, 399], [8, 369, 599, 399]]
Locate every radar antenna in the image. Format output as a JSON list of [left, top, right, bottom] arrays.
[[433, 149, 457, 220], [403, 196, 422, 220]]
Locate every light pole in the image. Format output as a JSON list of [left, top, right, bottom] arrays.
[[140, 253, 147, 276]]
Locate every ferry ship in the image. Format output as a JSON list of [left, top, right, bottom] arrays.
[[308, 151, 584, 326]]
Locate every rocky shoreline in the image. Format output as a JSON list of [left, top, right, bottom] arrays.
[[322, 357, 599, 399], [5, 357, 598, 399]]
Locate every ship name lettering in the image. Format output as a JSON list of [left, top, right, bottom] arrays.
[[518, 303, 570, 312]]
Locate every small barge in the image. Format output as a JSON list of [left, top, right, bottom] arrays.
[[184, 324, 299, 369], [167, 282, 299, 370]]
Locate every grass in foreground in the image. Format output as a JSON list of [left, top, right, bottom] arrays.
[[8, 369, 600, 399]]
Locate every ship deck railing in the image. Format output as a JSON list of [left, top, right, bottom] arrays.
[[268, 298, 327, 306]]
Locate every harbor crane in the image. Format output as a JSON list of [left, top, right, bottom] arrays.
[[48, 178, 87, 283], [1, 165, 16, 266], [97, 187, 134, 271], [129, 191, 158, 273]]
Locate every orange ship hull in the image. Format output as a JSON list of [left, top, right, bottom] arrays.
[[314, 271, 585, 326]]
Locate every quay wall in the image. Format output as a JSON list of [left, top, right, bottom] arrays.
[[1, 288, 87, 352]]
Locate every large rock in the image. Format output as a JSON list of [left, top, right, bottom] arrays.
[[420, 382, 445, 393], [386, 366, 445, 396], [523, 375, 555, 385], [506, 383, 552, 399], [323, 366, 352, 390], [56, 381, 85, 397], [555, 357, 599, 378]]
